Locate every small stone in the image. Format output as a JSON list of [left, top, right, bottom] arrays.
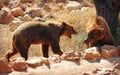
[[26, 58, 43, 67], [11, 57, 27, 71], [101, 45, 118, 58], [82, 47, 101, 61], [0, 58, 12, 73], [61, 50, 80, 61]]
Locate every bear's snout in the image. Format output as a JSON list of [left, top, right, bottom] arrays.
[[84, 37, 89, 44]]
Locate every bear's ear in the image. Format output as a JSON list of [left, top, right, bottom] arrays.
[[95, 17, 101, 25], [59, 22, 67, 36], [61, 22, 67, 26]]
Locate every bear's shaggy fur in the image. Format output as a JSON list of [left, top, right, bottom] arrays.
[[5, 21, 77, 61], [84, 16, 114, 47]]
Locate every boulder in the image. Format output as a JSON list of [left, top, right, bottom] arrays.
[[101, 45, 118, 58], [11, 57, 27, 71], [26, 58, 43, 67], [0, 7, 13, 24], [82, 47, 101, 61], [61, 51, 80, 61], [0, 58, 12, 73], [65, 1, 81, 10], [11, 7, 24, 17], [49, 54, 61, 64]]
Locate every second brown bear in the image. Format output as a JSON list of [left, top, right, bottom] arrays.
[[84, 16, 114, 47], [5, 21, 77, 61]]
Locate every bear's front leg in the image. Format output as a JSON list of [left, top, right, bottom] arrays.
[[42, 44, 49, 58], [51, 41, 63, 56]]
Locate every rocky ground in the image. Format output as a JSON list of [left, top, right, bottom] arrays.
[[0, 48, 120, 75], [0, 57, 120, 75]]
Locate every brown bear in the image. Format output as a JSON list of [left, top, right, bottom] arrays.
[[84, 16, 114, 47], [5, 21, 77, 61]]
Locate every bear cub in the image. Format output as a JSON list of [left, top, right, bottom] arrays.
[[5, 21, 77, 61]]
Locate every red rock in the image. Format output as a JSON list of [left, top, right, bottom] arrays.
[[82, 47, 101, 61], [11, 57, 27, 71], [0, 58, 12, 73], [101, 45, 118, 58], [61, 51, 80, 61], [11, 7, 24, 17], [101, 50, 111, 58], [0, 7, 13, 24]]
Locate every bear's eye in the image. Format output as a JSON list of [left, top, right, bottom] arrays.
[[91, 30, 96, 34]]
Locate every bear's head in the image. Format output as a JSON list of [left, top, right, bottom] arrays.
[[59, 22, 77, 38], [84, 16, 105, 47]]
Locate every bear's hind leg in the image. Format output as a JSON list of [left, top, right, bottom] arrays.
[[5, 47, 18, 62], [16, 40, 30, 60], [5, 40, 19, 62], [42, 44, 49, 58]]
